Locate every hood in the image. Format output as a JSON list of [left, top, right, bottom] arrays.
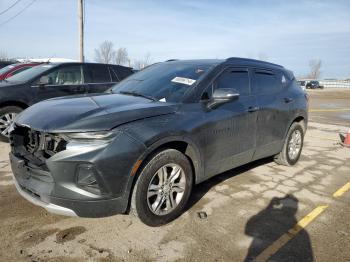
[[15, 93, 177, 133]]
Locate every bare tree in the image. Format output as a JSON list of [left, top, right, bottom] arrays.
[[307, 59, 322, 79], [115, 47, 129, 66], [94, 41, 116, 64], [133, 53, 152, 70]]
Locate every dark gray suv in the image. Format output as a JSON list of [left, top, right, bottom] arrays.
[[9, 58, 308, 226]]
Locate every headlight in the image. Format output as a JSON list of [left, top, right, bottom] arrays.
[[63, 131, 117, 151], [64, 131, 116, 141]]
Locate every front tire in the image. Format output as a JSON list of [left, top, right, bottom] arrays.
[[274, 122, 304, 166], [131, 149, 193, 226], [0, 106, 22, 142]]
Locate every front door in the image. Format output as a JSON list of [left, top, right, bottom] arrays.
[[202, 68, 258, 178], [33, 65, 86, 103]]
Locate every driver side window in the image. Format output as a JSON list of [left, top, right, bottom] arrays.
[[39, 65, 83, 85], [215, 69, 250, 96]]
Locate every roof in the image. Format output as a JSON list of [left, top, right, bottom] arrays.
[[164, 57, 284, 69], [165, 59, 224, 66], [16, 58, 77, 63], [225, 57, 284, 69]]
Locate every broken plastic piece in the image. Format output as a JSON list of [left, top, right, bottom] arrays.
[[197, 211, 207, 219]]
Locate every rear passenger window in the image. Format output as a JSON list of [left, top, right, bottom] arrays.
[[215, 70, 250, 96], [87, 64, 111, 83], [253, 70, 281, 94]]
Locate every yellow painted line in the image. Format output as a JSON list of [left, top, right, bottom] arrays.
[[309, 108, 350, 112], [307, 135, 339, 141], [333, 182, 350, 198], [254, 205, 329, 262]]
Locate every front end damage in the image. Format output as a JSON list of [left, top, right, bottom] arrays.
[[9, 124, 146, 217]]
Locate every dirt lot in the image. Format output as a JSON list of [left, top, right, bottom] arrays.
[[0, 89, 350, 262], [308, 88, 350, 126]]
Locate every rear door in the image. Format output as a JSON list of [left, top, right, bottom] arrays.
[[33, 64, 86, 102], [252, 69, 291, 160], [202, 67, 258, 178], [85, 64, 114, 93]]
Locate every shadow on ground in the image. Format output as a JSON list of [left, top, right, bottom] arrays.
[[186, 157, 272, 211], [244, 194, 313, 262]]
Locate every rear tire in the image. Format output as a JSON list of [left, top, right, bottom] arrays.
[[274, 122, 304, 166], [0, 106, 22, 142], [131, 149, 193, 226]]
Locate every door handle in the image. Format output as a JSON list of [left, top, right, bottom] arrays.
[[247, 106, 259, 112], [284, 97, 294, 103]]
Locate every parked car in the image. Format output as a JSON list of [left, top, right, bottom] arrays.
[[0, 60, 15, 69], [0, 62, 41, 81], [306, 80, 323, 89], [0, 62, 133, 139], [9, 58, 308, 226], [297, 80, 306, 90]]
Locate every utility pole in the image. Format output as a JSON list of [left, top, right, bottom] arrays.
[[78, 0, 84, 62]]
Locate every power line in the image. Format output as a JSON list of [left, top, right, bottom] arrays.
[[0, 0, 36, 27], [0, 0, 22, 16]]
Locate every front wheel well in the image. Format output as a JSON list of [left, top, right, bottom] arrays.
[[0, 101, 28, 110], [145, 141, 197, 182], [126, 140, 198, 214]]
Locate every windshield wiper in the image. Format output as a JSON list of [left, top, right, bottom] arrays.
[[119, 91, 157, 101]]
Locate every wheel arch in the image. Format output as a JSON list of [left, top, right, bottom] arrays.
[[293, 115, 306, 132], [0, 101, 28, 110], [283, 115, 307, 140], [125, 136, 203, 213], [138, 137, 202, 185]]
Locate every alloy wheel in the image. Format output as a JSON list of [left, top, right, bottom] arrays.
[[147, 163, 187, 216], [288, 129, 302, 160], [0, 113, 17, 137]]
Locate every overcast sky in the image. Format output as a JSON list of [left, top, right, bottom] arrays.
[[0, 0, 349, 78]]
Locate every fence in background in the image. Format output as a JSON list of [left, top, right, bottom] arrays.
[[319, 80, 350, 88]]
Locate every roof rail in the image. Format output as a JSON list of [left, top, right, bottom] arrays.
[[225, 57, 283, 68], [165, 59, 178, 62]]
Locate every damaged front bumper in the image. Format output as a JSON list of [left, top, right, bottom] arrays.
[[12, 173, 77, 216], [9, 125, 146, 217]]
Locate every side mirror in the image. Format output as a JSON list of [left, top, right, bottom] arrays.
[[38, 75, 49, 86], [207, 88, 239, 108]]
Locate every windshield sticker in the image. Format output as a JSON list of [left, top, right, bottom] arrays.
[[159, 98, 166, 102], [171, 77, 196, 86]]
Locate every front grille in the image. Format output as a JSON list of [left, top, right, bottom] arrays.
[[10, 125, 68, 168]]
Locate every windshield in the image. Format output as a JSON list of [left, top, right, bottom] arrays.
[[112, 62, 214, 103], [5, 64, 55, 82], [0, 64, 16, 75]]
